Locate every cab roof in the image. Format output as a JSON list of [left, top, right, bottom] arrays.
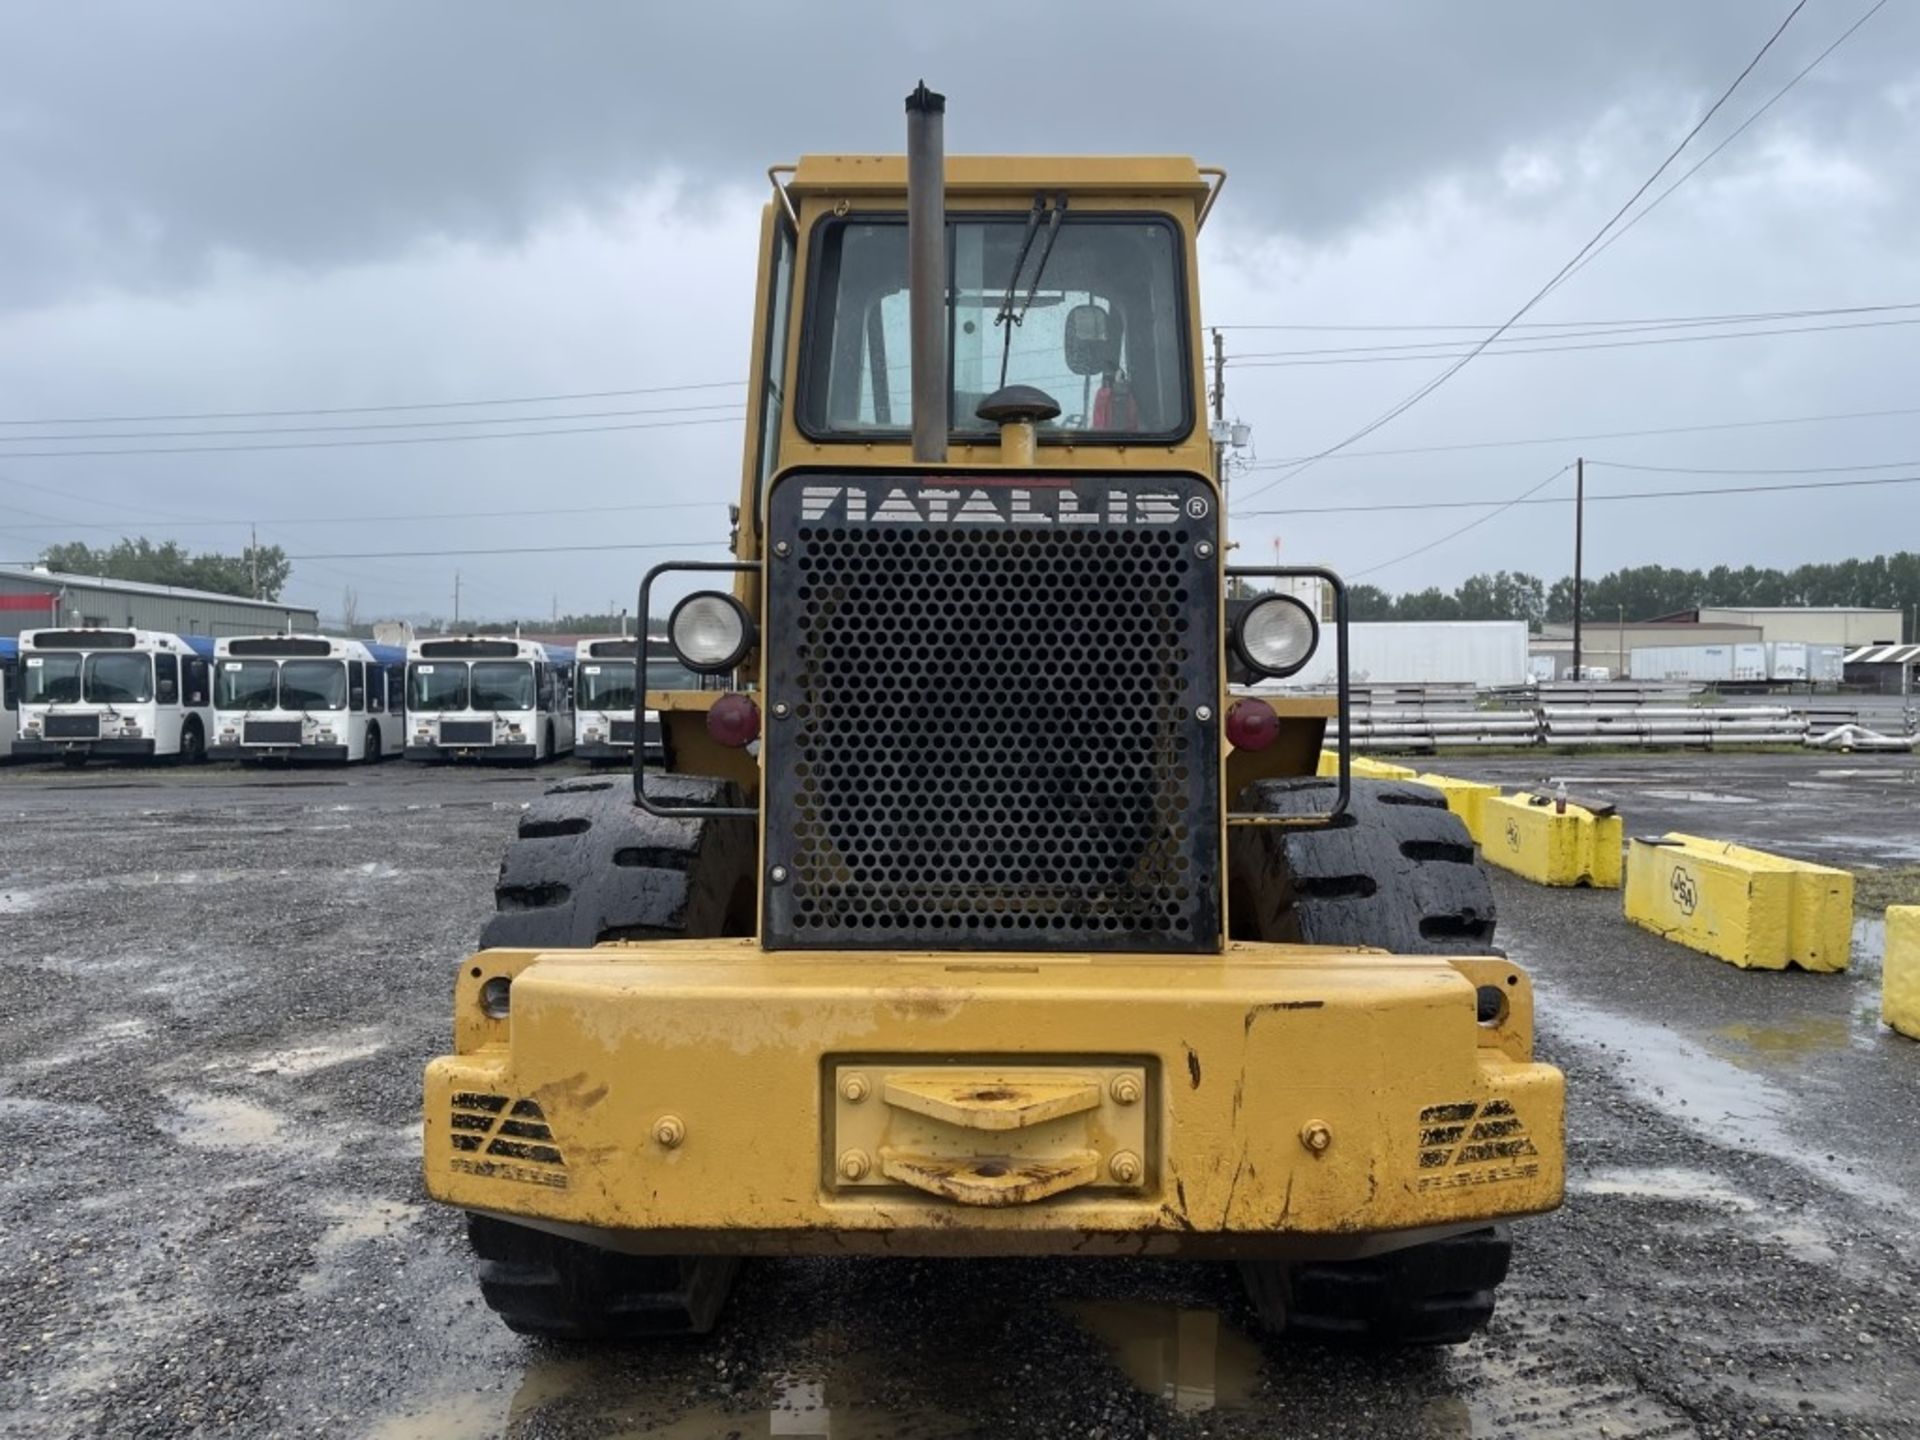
[[787, 154, 1213, 200]]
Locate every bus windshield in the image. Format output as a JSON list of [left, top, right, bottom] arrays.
[[23, 653, 82, 704], [576, 663, 633, 711], [280, 660, 347, 711], [409, 663, 469, 712], [471, 661, 535, 711], [83, 653, 153, 704], [216, 660, 278, 710]]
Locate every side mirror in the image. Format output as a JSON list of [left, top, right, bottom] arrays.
[[1062, 303, 1116, 377]]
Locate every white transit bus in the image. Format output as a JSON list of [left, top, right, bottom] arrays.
[[0, 638, 17, 762], [405, 636, 575, 763], [574, 635, 705, 765], [211, 634, 407, 764], [14, 627, 214, 767]]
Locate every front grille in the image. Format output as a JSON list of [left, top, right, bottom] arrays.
[[44, 714, 100, 739], [244, 720, 302, 745], [763, 473, 1220, 952], [440, 720, 493, 746], [609, 719, 636, 746]]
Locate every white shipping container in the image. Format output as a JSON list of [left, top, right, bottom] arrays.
[[1809, 644, 1845, 683], [1769, 641, 1810, 681], [1527, 655, 1557, 683], [1630, 644, 1735, 682], [1254, 621, 1530, 689], [1733, 643, 1768, 682]]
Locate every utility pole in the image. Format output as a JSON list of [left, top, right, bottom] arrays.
[[453, 570, 461, 628], [1571, 457, 1584, 681], [249, 523, 260, 600]]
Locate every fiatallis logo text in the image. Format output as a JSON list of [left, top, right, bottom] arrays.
[[800, 484, 1202, 526]]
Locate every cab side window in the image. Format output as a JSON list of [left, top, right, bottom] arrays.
[[155, 653, 180, 705], [348, 661, 366, 712], [183, 656, 209, 707]]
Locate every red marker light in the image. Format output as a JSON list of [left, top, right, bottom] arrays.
[[1225, 697, 1279, 752], [705, 693, 761, 748]]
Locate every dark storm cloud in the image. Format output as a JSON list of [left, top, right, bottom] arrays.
[[4, 0, 1913, 308]]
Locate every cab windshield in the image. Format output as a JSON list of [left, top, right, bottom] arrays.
[[216, 659, 279, 710], [800, 214, 1189, 441], [408, 663, 469, 713], [280, 660, 347, 711], [83, 653, 153, 704], [23, 653, 82, 704], [579, 654, 699, 710], [470, 661, 535, 712]]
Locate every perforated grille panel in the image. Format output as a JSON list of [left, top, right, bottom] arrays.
[[764, 473, 1221, 952]]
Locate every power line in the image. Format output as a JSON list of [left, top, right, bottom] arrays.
[[285, 540, 732, 561], [0, 400, 747, 445], [1208, 299, 1919, 334], [1231, 403, 1920, 494], [0, 379, 748, 428], [1345, 467, 1573, 578], [1248, 470, 1920, 521], [0, 499, 725, 534], [1257, 0, 1809, 488], [1553, 0, 1891, 294], [1226, 314, 1920, 368], [0, 413, 744, 460], [1588, 456, 1920, 476]]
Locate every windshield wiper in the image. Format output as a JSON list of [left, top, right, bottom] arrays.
[[993, 191, 1068, 391]]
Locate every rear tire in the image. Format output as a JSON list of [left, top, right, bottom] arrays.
[[176, 720, 206, 767], [466, 774, 756, 1337], [1228, 777, 1512, 1344], [364, 724, 382, 763]]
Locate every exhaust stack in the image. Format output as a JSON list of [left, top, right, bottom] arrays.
[[905, 81, 947, 462]]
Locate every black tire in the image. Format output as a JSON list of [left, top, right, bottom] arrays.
[[1227, 777, 1495, 952], [467, 773, 755, 1337], [1240, 1226, 1512, 1346], [467, 1215, 741, 1340], [364, 724, 382, 763], [176, 719, 206, 767], [542, 721, 555, 764], [1229, 777, 1510, 1344], [61, 750, 87, 770]]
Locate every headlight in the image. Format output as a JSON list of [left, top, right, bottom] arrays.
[[1233, 594, 1319, 678], [668, 591, 756, 674]]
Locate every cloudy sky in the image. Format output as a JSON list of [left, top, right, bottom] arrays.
[[2, 1, 1915, 623]]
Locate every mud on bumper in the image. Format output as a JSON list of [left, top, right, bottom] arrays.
[[424, 943, 1564, 1259]]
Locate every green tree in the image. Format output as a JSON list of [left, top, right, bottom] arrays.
[[41, 537, 291, 600]]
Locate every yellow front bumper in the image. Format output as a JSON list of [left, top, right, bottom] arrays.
[[424, 942, 1563, 1258]]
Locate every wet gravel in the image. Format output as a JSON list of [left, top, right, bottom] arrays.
[[1, 758, 1917, 1439]]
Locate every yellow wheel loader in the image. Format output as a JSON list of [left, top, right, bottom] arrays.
[[424, 84, 1563, 1345]]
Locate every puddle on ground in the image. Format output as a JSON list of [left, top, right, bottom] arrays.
[[206, 1027, 387, 1078], [1062, 1300, 1262, 1413], [0, 887, 43, 914], [1710, 1014, 1853, 1060], [368, 1357, 967, 1440], [1576, 1164, 1758, 1211], [1853, 915, 1885, 970], [1538, 994, 1908, 1212], [161, 1092, 285, 1149], [1640, 788, 1759, 805]]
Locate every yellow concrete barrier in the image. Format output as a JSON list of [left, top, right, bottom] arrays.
[[1623, 833, 1852, 972], [1481, 792, 1622, 888], [1317, 751, 1418, 781], [1411, 773, 1501, 848], [1884, 906, 1920, 1038]]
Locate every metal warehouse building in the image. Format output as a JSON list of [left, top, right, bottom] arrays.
[[0, 565, 318, 640]]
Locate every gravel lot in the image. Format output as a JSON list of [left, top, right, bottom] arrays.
[[2, 753, 1917, 1439]]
